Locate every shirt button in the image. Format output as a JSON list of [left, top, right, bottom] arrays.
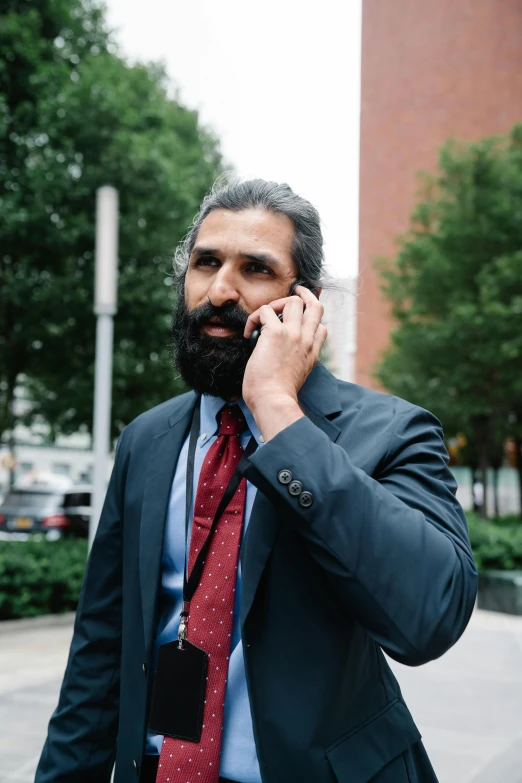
[[278, 469, 292, 485], [259, 435, 265, 443], [288, 480, 303, 496], [200, 433, 207, 441], [299, 490, 314, 508]]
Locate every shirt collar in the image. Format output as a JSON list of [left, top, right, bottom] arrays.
[[199, 394, 265, 448]]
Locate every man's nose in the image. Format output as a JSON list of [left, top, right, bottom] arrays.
[[206, 268, 240, 307]]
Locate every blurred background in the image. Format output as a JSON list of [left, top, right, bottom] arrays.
[[1, 1, 522, 781]]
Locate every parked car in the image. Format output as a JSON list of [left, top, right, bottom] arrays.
[[61, 484, 92, 537], [0, 474, 92, 538]]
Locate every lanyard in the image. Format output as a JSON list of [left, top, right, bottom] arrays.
[[178, 398, 257, 647]]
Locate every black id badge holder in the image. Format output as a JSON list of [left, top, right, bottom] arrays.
[[148, 637, 208, 742]]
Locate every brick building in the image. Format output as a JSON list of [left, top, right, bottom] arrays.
[[356, 0, 522, 389]]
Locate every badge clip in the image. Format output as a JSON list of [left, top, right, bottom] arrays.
[[177, 604, 190, 649]]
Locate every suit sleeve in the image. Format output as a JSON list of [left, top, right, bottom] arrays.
[[35, 432, 128, 783], [245, 409, 478, 666]]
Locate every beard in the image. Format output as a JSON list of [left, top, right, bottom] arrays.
[[172, 290, 252, 400]]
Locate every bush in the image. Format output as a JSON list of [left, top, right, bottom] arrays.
[[466, 512, 522, 571], [0, 537, 87, 620]]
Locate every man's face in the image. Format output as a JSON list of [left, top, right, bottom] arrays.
[[172, 208, 298, 399], [185, 207, 297, 321]]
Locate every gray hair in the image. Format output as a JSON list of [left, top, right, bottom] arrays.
[[173, 176, 327, 288]]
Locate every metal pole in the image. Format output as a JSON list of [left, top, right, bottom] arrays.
[[89, 186, 119, 550]]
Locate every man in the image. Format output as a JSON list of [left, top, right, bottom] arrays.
[[36, 179, 477, 783]]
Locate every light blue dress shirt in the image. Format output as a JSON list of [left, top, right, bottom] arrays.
[[146, 394, 263, 783]]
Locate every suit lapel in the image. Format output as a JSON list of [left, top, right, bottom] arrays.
[[139, 392, 198, 659], [240, 363, 342, 628]]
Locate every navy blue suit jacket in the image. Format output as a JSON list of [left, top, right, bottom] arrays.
[[36, 364, 477, 783]]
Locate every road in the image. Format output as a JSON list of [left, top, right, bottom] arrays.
[[1, 609, 522, 782]]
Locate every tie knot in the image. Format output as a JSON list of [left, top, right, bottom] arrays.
[[218, 405, 247, 436]]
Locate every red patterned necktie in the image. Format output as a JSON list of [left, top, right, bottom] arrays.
[[156, 404, 248, 783]]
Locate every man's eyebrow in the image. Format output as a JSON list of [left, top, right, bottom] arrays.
[[191, 246, 282, 269], [191, 246, 220, 258], [238, 251, 282, 269]]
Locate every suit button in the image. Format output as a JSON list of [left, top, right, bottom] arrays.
[[133, 759, 139, 776], [288, 480, 303, 496], [278, 469, 292, 485], [142, 663, 147, 677], [299, 490, 314, 508]]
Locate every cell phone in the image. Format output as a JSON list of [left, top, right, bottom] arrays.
[[248, 280, 319, 351]]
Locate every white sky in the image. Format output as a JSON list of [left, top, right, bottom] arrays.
[[105, 0, 362, 279]]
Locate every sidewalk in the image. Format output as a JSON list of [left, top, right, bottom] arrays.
[[1, 609, 522, 782], [0, 615, 74, 783], [388, 609, 522, 783]]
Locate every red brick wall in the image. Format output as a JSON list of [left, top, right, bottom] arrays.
[[356, 0, 522, 389]]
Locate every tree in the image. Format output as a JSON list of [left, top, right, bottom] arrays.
[[0, 0, 222, 444], [375, 128, 522, 518]]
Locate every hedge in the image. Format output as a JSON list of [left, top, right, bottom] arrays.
[[0, 537, 87, 620], [1, 513, 522, 621], [466, 513, 522, 571]]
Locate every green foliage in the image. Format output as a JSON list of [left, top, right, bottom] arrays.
[[376, 129, 522, 429], [375, 128, 522, 515], [1, 0, 223, 440], [0, 537, 87, 619], [466, 513, 522, 571]]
